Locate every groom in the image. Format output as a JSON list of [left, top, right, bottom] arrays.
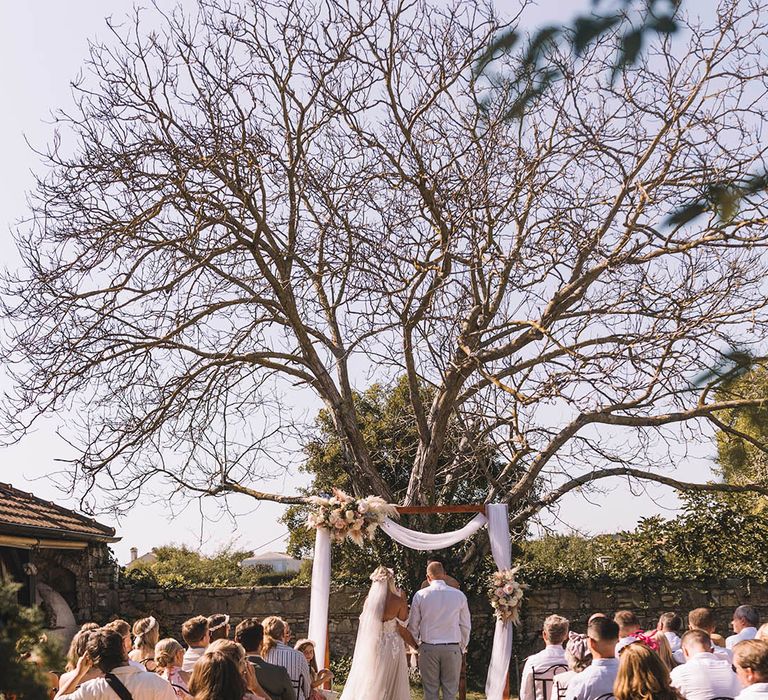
[[408, 561, 471, 700]]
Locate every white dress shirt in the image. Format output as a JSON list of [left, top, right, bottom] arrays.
[[408, 579, 471, 652], [674, 642, 732, 665], [265, 641, 311, 700], [565, 657, 619, 700], [58, 664, 177, 700], [663, 631, 682, 652], [519, 645, 568, 700], [738, 683, 768, 700], [181, 645, 206, 672], [728, 627, 758, 649], [669, 651, 741, 700]]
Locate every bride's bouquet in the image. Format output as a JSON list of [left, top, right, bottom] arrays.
[[305, 488, 398, 546], [489, 566, 527, 626]]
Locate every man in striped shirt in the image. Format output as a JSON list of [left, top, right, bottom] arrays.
[[262, 617, 311, 700]]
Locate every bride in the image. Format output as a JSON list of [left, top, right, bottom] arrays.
[[339, 566, 416, 700]]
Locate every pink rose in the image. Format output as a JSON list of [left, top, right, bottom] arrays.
[[334, 520, 346, 529], [503, 583, 515, 595]]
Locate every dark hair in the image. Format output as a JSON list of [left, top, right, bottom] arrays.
[[207, 614, 230, 642], [182, 616, 210, 645], [189, 651, 246, 700], [234, 618, 263, 653], [735, 605, 760, 628], [86, 629, 127, 673], [104, 619, 131, 638], [589, 617, 620, 642], [66, 629, 95, 671], [658, 612, 682, 633]]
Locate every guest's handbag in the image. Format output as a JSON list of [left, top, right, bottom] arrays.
[[104, 673, 134, 700]]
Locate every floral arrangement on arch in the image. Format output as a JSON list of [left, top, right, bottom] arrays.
[[305, 489, 399, 546], [489, 566, 527, 625]]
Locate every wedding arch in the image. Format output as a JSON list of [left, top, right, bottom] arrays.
[[306, 499, 514, 700]]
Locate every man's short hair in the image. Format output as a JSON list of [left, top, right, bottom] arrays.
[[688, 607, 715, 631], [104, 619, 130, 637], [735, 605, 761, 627], [614, 610, 639, 629], [659, 612, 683, 633], [734, 639, 768, 680], [234, 618, 264, 653], [681, 629, 711, 652], [426, 561, 444, 578], [588, 617, 619, 642], [86, 629, 126, 672], [182, 615, 209, 645], [543, 615, 570, 645]]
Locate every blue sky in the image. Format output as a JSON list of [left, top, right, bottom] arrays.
[[0, 0, 721, 564]]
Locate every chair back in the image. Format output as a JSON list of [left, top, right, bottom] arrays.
[[531, 663, 568, 700], [594, 694, 615, 700]]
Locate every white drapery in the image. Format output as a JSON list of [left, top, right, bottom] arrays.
[[307, 503, 513, 700]]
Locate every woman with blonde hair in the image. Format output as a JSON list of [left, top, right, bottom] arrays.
[[648, 630, 678, 671], [56, 629, 101, 697], [614, 643, 683, 700], [189, 651, 246, 700], [129, 616, 160, 671], [155, 638, 192, 697], [207, 639, 268, 699]]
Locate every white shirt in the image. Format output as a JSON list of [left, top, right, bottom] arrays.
[[408, 580, 471, 652], [673, 642, 731, 665], [58, 664, 177, 700], [738, 683, 768, 700], [663, 631, 682, 652], [669, 651, 741, 700], [728, 627, 758, 649], [565, 657, 619, 700], [181, 645, 206, 672], [520, 645, 568, 700], [265, 641, 311, 700], [551, 671, 577, 700]]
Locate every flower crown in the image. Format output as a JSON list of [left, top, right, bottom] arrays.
[[370, 566, 393, 582]]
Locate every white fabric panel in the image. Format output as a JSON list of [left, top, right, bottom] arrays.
[[485, 503, 513, 700], [307, 527, 331, 661], [379, 513, 488, 550]]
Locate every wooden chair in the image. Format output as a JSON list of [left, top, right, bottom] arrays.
[[531, 663, 568, 700]]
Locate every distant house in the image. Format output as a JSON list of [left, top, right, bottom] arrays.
[[240, 551, 304, 574], [0, 482, 120, 645], [126, 547, 158, 568]]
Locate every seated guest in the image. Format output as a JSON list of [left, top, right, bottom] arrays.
[[614, 642, 681, 700], [130, 616, 161, 671], [105, 620, 145, 669], [734, 639, 768, 699], [57, 628, 176, 700], [208, 614, 231, 642], [614, 610, 641, 639], [189, 651, 246, 700], [729, 606, 761, 650], [520, 615, 569, 700], [551, 632, 592, 700], [207, 640, 268, 699], [261, 617, 310, 700], [156, 638, 192, 697], [565, 617, 620, 700], [657, 612, 683, 652], [56, 630, 102, 697], [294, 640, 333, 699], [235, 618, 296, 700], [676, 607, 731, 664], [669, 629, 740, 700], [649, 631, 678, 671], [182, 616, 211, 672]]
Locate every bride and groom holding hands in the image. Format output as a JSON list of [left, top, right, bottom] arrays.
[[339, 560, 471, 700]]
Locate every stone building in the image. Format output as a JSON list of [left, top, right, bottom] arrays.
[[0, 482, 120, 645]]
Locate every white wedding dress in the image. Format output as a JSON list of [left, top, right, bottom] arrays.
[[340, 568, 411, 700]]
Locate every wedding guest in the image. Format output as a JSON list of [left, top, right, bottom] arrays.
[[57, 630, 102, 697], [550, 632, 592, 700], [614, 642, 682, 700], [261, 617, 310, 700], [131, 616, 161, 671], [651, 631, 678, 671], [207, 639, 268, 699], [520, 615, 569, 700], [565, 617, 619, 700], [669, 629, 740, 700], [156, 638, 192, 697], [235, 618, 296, 700], [728, 606, 760, 649], [758, 623, 768, 642], [614, 610, 641, 639], [57, 628, 176, 700], [657, 612, 683, 652], [675, 607, 731, 664], [208, 615, 231, 642], [182, 616, 211, 672], [189, 651, 245, 700], [733, 639, 768, 699], [105, 620, 146, 669], [294, 639, 333, 699], [65, 626, 99, 672]]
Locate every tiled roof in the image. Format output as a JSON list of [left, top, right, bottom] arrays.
[[0, 482, 118, 542]]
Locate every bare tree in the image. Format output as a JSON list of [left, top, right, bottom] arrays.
[[4, 0, 768, 522]]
